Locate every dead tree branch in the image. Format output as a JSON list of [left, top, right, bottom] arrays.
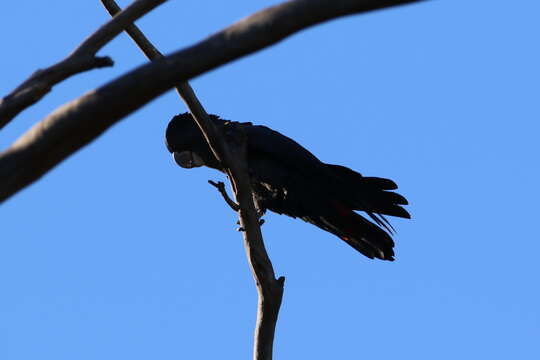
[[0, 0, 167, 130], [99, 0, 228, 177], [222, 124, 285, 360], [100, 1, 285, 357], [210, 133, 284, 360], [0, 0, 426, 203], [208, 180, 240, 212]]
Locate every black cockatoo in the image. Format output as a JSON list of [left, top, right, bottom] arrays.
[[165, 113, 410, 261]]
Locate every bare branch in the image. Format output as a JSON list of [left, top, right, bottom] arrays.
[[0, 0, 426, 202], [100, 0, 232, 172], [222, 124, 285, 360], [101, 0, 164, 60], [100, 2, 285, 356], [0, 0, 167, 130]]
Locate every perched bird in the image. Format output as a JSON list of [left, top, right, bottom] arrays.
[[165, 113, 410, 261]]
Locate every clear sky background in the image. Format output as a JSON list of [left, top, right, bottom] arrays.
[[1, 1, 539, 359]]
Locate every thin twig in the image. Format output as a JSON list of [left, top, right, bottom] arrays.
[[0, 0, 167, 130], [100, 1, 285, 357], [208, 180, 240, 212]]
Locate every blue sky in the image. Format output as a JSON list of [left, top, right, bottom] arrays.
[[1, 0, 539, 359]]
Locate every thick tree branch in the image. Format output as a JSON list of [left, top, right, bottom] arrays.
[[99, 0, 229, 173], [0, 0, 167, 130], [0, 0, 425, 203], [100, 1, 285, 356]]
